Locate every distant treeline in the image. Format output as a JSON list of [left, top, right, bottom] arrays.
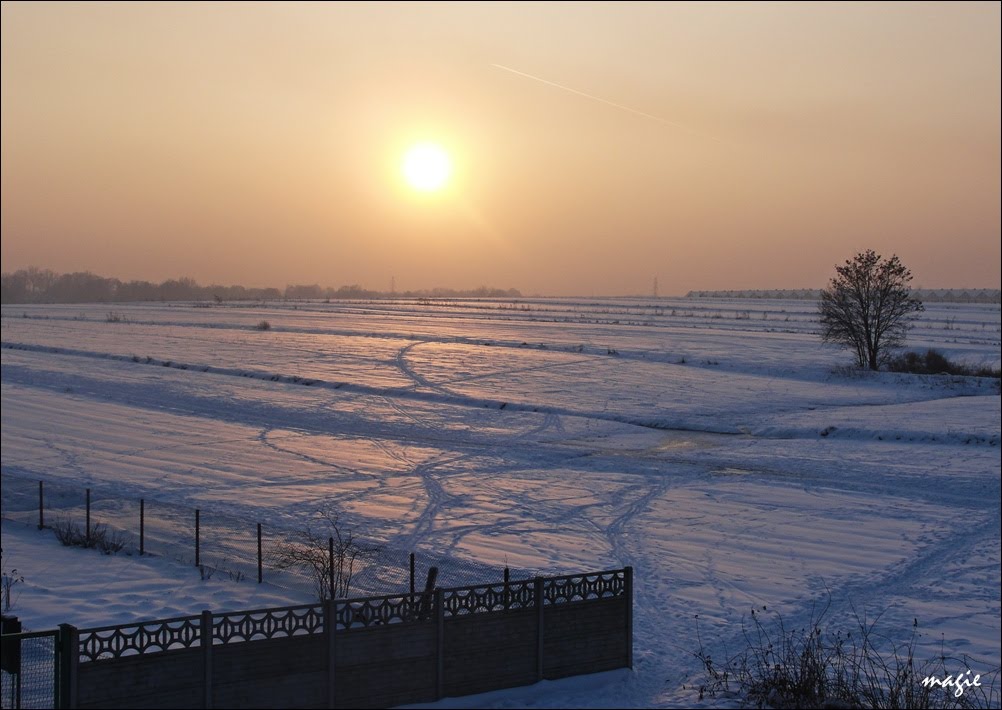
[[686, 288, 1001, 304], [0, 267, 521, 304]]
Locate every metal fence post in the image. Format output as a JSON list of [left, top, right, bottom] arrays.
[[257, 523, 263, 584], [195, 509, 200, 568], [535, 576, 544, 681], [200, 610, 213, 709], [85, 489, 91, 546], [409, 552, 415, 596]]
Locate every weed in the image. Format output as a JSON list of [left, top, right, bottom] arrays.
[[51, 518, 130, 554], [1, 548, 25, 612], [830, 364, 873, 379], [694, 599, 1000, 709], [199, 563, 217, 581], [255, 320, 271, 331]]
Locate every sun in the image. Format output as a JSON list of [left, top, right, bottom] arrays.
[[401, 142, 452, 192]]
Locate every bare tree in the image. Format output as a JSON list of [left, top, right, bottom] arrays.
[[819, 250, 924, 370], [271, 501, 381, 602]]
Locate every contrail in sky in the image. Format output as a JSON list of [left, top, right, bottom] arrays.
[[491, 63, 711, 139]]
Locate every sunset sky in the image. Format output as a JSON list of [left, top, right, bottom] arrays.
[[2, 1, 999, 296]]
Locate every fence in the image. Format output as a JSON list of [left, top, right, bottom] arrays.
[[2, 567, 632, 709], [0, 474, 554, 599], [0, 621, 60, 710]]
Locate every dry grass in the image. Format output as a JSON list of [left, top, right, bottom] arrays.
[[694, 597, 1000, 709]]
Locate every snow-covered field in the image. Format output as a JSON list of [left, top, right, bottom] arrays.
[[2, 297, 1000, 708]]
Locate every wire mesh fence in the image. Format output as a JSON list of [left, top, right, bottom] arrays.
[[1, 473, 551, 605], [0, 629, 58, 710]]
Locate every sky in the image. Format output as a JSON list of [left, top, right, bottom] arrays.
[[2, 1, 999, 297]]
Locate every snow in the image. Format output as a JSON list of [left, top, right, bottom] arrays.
[[1, 297, 999, 708], [1, 525, 296, 630]]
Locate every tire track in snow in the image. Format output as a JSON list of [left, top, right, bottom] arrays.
[[687, 503, 1002, 700], [256, 428, 362, 477], [391, 409, 569, 551], [394, 342, 445, 393], [383, 347, 586, 556], [2, 340, 732, 434], [382, 378, 608, 561]]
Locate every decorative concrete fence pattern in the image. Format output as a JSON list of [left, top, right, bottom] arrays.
[[52, 567, 632, 709]]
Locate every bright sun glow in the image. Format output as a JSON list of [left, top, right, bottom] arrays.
[[401, 142, 452, 192]]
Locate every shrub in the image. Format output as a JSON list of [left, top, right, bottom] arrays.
[[270, 500, 380, 602], [887, 349, 1001, 379], [254, 320, 271, 331]]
